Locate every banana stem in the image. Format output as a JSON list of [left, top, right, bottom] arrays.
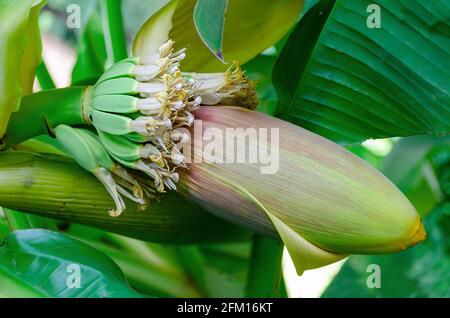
[[175, 246, 209, 295], [101, 0, 128, 63], [0, 87, 87, 150], [245, 234, 284, 297], [0, 152, 250, 244]]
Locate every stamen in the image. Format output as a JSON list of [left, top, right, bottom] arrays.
[[94, 167, 126, 217], [140, 144, 161, 159], [163, 177, 177, 191], [111, 164, 144, 199], [159, 39, 175, 57], [117, 185, 146, 205], [171, 152, 185, 165], [170, 100, 185, 111], [135, 160, 165, 192], [171, 129, 190, 143], [91, 38, 246, 202]]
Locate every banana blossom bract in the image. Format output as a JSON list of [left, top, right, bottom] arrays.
[[178, 106, 426, 274]]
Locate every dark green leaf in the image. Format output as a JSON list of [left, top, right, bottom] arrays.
[[274, 0, 450, 145], [194, 0, 227, 62], [0, 229, 142, 297]]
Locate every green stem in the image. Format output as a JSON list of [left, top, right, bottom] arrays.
[[279, 272, 288, 298], [0, 87, 87, 150], [36, 62, 56, 90], [101, 0, 128, 63], [245, 234, 284, 297], [175, 246, 209, 296], [0, 152, 250, 244]]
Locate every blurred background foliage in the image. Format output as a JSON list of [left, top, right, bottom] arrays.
[[0, 0, 448, 297]]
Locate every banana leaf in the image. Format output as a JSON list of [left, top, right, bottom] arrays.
[[273, 0, 450, 145], [133, 0, 304, 71], [0, 229, 141, 297]]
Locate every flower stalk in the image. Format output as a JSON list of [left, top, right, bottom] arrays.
[[0, 39, 427, 273], [0, 151, 249, 243]]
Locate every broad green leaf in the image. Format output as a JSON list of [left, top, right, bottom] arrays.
[[0, 0, 45, 138], [133, 0, 304, 71], [273, 0, 450, 145], [0, 229, 142, 297], [193, 0, 227, 62]]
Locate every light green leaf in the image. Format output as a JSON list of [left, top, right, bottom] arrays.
[[193, 0, 227, 62], [133, 0, 304, 71], [273, 0, 450, 145], [0, 229, 142, 297], [0, 0, 45, 138]]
